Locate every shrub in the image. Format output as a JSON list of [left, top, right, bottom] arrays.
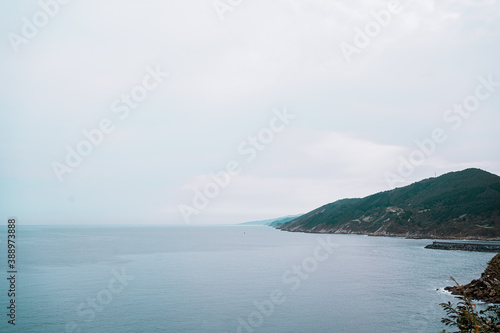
[[440, 277, 500, 332]]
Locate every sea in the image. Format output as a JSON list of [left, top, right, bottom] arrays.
[[0, 225, 495, 333]]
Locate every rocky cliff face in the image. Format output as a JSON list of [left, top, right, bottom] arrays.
[[446, 253, 500, 303]]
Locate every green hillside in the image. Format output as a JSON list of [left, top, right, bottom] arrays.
[[277, 168, 500, 239]]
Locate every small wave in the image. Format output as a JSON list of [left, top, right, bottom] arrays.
[[436, 287, 452, 295]]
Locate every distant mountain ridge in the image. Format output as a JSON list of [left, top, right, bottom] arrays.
[[277, 168, 500, 240], [240, 215, 302, 226]]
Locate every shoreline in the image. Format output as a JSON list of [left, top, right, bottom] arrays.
[[274, 227, 500, 242]]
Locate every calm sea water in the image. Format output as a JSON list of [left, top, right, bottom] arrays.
[[0, 225, 495, 333]]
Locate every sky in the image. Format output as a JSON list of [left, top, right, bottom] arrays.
[[1, 0, 499, 225]]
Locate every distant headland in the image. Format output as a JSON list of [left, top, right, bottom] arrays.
[[274, 168, 500, 241]]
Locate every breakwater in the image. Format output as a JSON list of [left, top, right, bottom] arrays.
[[425, 241, 500, 252]]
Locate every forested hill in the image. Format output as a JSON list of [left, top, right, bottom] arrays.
[[277, 168, 500, 240]]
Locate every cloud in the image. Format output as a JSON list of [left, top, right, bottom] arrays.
[[0, 0, 499, 224]]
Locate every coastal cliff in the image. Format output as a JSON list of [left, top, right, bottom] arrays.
[[277, 168, 500, 240]]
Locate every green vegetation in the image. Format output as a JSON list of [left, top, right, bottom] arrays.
[[278, 168, 500, 239], [440, 277, 500, 332], [441, 254, 500, 332]]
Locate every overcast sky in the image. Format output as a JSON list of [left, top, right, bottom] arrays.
[[1, 0, 499, 225]]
